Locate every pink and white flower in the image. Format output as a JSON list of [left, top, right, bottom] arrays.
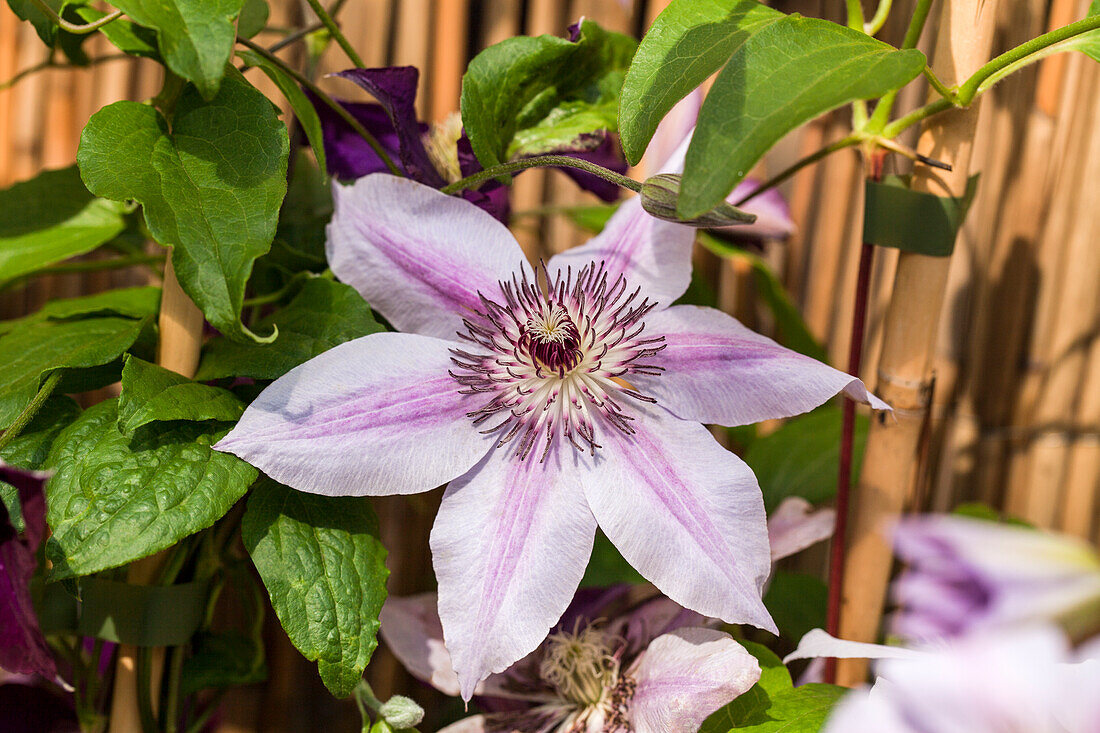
[[216, 171, 886, 697]]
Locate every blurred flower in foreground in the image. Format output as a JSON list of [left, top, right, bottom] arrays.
[[313, 65, 627, 222], [891, 515, 1100, 643], [217, 153, 886, 697], [381, 588, 759, 733], [786, 626, 1100, 732]]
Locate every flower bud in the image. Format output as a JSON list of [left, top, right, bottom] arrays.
[[378, 695, 424, 729], [640, 174, 757, 227]]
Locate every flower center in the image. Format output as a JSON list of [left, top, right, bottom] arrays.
[[448, 262, 666, 462], [539, 625, 620, 708]]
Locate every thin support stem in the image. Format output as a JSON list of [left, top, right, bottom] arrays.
[[0, 371, 62, 452], [266, 20, 325, 53], [236, 37, 401, 176], [864, 0, 893, 36], [162, 645, 186, 733], [1, 52, 129, 92], [733, 134, 862, 206], [27, 0, 123, 34], [441, 156, 643, 196], [825, 155, 885, 685], [302, 0, 364, 67]]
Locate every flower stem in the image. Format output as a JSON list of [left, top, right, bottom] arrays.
[[440, 156, 643, 196], [0, 371, 62, 453], [236, 37, 402, 176], [27, 0, 123, 34], [863, 0, 893, 36], [825, 152, 885, 685], [301, 0, 364, 67]]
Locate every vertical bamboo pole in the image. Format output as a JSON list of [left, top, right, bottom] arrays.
[[108, 259, 203, 732], [835, 0, 1002, 686], [429, 0, 468, 121]]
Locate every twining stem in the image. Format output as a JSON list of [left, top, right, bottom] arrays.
[[921, 67, 957, 103], [27, 0, 122, 34], [441, 156, 643, 195], [0, 371, 62, 453], [864, 0, 894, 36], [865, 0, 937, 132], [236, 37, 402, 176], [301, 0, 364, 67], [267, 21, 325, 53], [733, 134, 862, 206], [846, 0, 868, 128]]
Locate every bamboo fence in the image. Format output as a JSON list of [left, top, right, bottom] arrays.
[[1, 0, 1098, 726]]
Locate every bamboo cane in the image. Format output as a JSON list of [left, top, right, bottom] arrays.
[[834, 0, 1002, 687], [429, 0, 468, 122], [108, 259, 203, 733]]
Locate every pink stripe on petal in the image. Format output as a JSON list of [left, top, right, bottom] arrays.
[[431, 444, 596, 700], [629, 628, 760, 733], [326, 175, 529, 340], [582, 406, 775, 632], [215, 332, 491, 496], [634, 305, 889, 427]]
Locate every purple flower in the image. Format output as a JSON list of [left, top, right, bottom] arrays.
[[216, 172, 887, 696], [380, 590, 760, 733], [890, 515, 1100, 643], [0, 462, 56, 680], [788, 626, 1100, 732], [315, 66, 627, 222]]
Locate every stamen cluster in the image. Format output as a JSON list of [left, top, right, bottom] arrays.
[[449, 262, 666, 461]]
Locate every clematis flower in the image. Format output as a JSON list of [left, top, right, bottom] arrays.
[[314, 65, 628, 222], [380, 589, 759, 733], [0, 462, 56, 680], [786, 626, 1100, 732], [890, 515, 1100, 643], [216, 169, 886, 696]]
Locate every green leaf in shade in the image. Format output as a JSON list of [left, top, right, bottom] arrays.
[[0, 396, 81, 471], [236, 49, 326, 173], [0, 166, 128, 287], [0, 287, 161, 335], [195, 279, 383, 381], [579, 529, 645, 587], [0, 316, 152, 428], [618, 0, 782, 164], [461, 19, 636, 171], [700, 682, 847, 732], [78, 73, 290, 343], [73, 6, 161, 59], [45, 399, 257, 579], [117, 355, 244, 435], [243, 480, 388, 698], [1, 481, 23, 533], [109, 0, 245, 99], [763, 571, 827, 644], [182, 631, 267, 695], [680, 16, 925, 217], [744, 406, 868, 514], [698, 232, 826, 361], [236, 0, 268, 38]]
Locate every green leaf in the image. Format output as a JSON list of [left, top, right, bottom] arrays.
[[182, 631, 267, 695], [0, 166, 128, 287], [0, 316, 152, 428], [762, 571, 827, 644], [461, 19, 636, 170], [73, 6, 161, 59], [237, 49, 326, 174], [118, 355, 243, 435], [1065, 1, 1100, 63], [0, 396, 81, 470], [109, 0, 245, 99], [0, 287, 161, 335], [579, 529, 645, 587], [195, 279, 383, 381], [700, 683, 847, 732], [737, 639, 792, 694], [560, 202, 619, 233], [619, 0, 782, 164], [1, 481, 23, 533], [680, 16, 925, 217], [45, 399, 257, 579], [236, 0, 268, 38], [744, 406, 868, 513], [78, 73, 290, 343], [243, 480, 388, 698]]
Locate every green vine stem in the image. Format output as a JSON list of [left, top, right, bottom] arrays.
[[301, 0, 363, 67], [27, 0, 122, 34], [0, 254, 165, 294], [236, 37, 402, 176], [441, 155, 643, 196], [0, 371, 62, 452], [864, 0, 893, 36], [865, 0, 936, 132], [733, 134, 862, 206]]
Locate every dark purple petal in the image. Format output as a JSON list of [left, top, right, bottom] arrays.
[[311, 94, 408, 180], [0, 683, 77, 732], [555, 135, 628, 203], [333, 67, 445, 187]]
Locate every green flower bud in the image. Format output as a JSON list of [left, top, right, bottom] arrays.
[[379, 695, 424, 729], [640, 173, 757, 227]]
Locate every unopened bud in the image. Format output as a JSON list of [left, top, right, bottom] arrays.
[[640, 174, 756, 227], [379, 695, 424, 729]]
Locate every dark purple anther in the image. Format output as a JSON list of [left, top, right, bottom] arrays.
[[520, 306, 583, 372]]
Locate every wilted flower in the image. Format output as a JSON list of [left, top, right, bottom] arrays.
[[381, 588, 760, 733], [216, 164, 885, 696], [787, 626, 1100, 732], [891, 515, 1100, 643]]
